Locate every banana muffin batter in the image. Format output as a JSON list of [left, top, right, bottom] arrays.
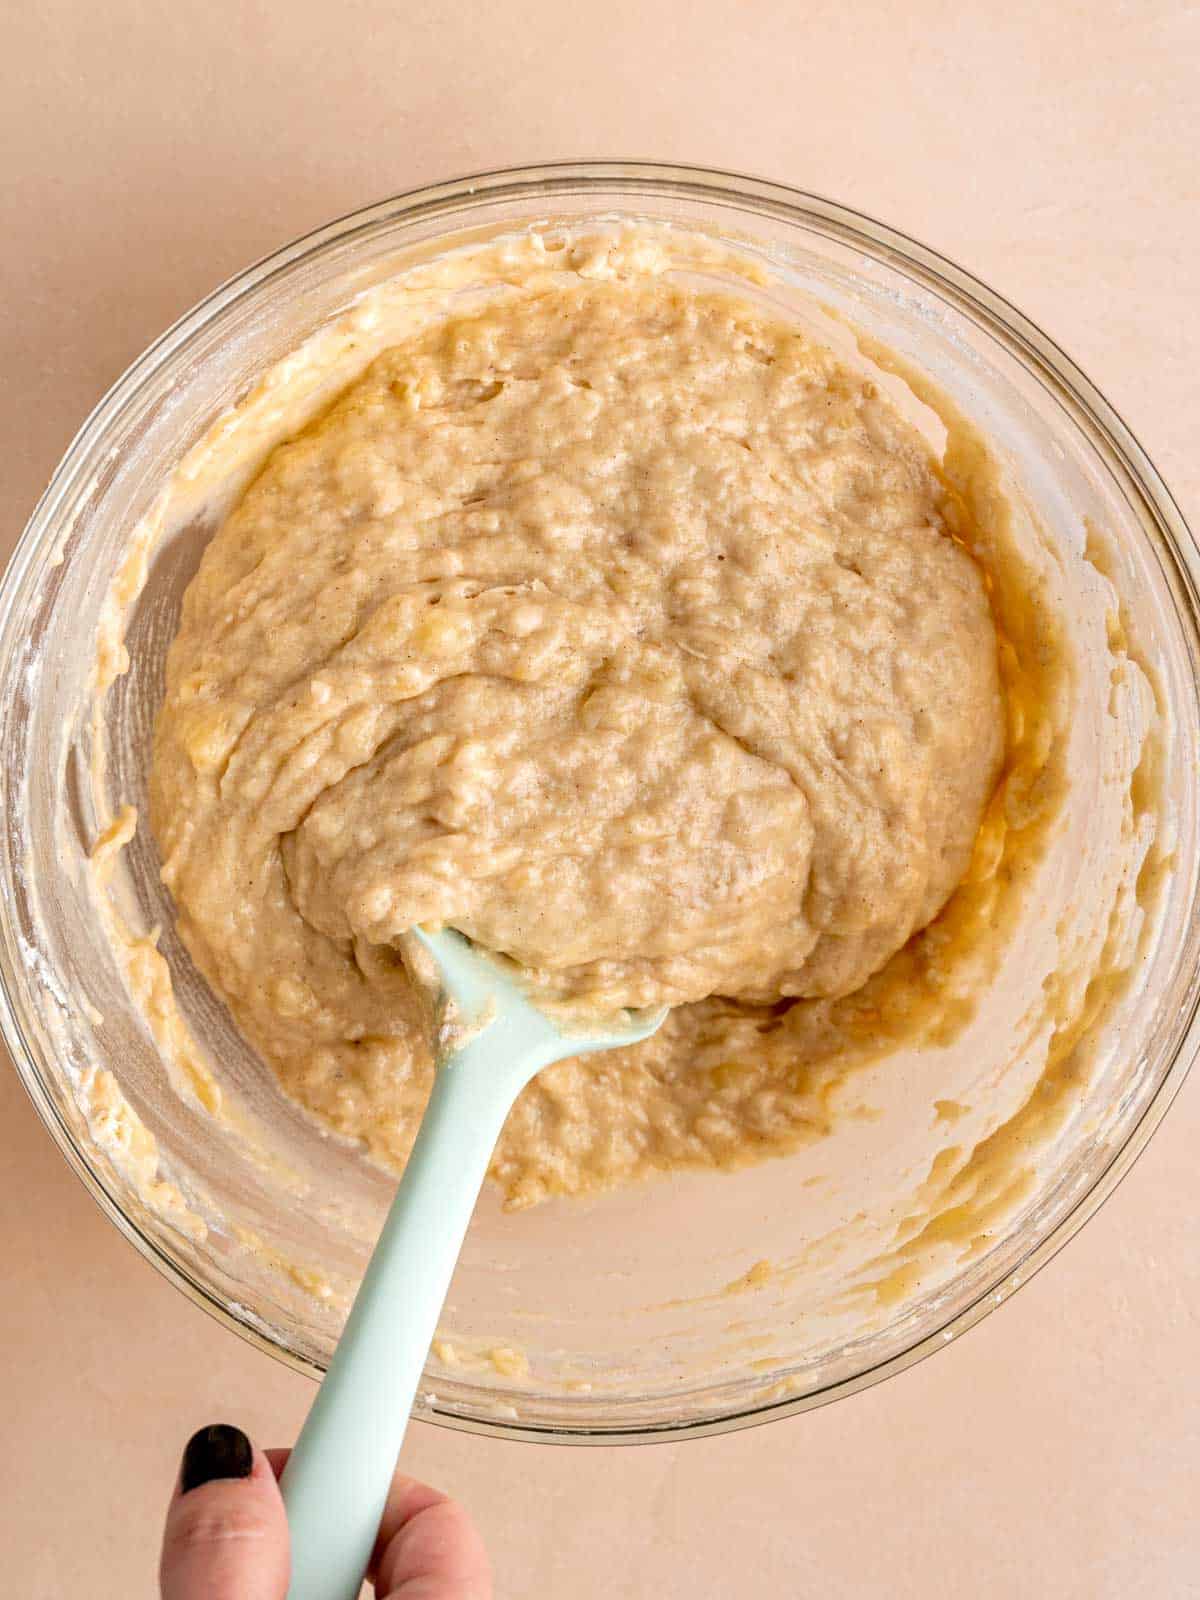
[[150, 267, 1006, 1203]]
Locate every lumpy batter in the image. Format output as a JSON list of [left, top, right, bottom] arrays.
[[151, 271, 1005, 1203]]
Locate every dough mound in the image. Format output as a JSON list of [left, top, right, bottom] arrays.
[[151, 276, 1003, 1180]]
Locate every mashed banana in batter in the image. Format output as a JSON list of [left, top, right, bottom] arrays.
[[150, 256, 1012, 1206]]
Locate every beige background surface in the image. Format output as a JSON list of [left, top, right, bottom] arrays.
[[3, 2, 1199, 1595]]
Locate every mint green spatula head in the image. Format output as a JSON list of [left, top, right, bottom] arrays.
[[280, 928, 666, 1600]]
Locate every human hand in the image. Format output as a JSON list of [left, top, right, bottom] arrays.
[[160, 1424, 492, 1599]]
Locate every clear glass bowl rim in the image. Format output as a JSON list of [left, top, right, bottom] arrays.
[[4, 159, 1198, 1445]]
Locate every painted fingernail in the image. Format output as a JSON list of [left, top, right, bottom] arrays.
[[180, 1423, 254, 1493]]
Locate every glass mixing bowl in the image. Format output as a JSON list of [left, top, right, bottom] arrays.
[[2, 162, 1198, 1442]]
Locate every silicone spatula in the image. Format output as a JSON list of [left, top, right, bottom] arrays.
[[279, 927, 666, 1600]]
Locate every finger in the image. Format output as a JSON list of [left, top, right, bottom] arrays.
[[370, 1473, 492, 1600], [160, 1425, 290, 1600]]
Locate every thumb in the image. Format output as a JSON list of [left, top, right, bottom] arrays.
[[160, 1424, 290, 1600]]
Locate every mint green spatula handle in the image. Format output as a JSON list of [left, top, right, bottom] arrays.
[[279, 1039, 528, 1600], [276, 921, 663, 1600]]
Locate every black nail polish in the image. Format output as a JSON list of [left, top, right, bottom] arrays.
[[180, 1423, 254, 1493]]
